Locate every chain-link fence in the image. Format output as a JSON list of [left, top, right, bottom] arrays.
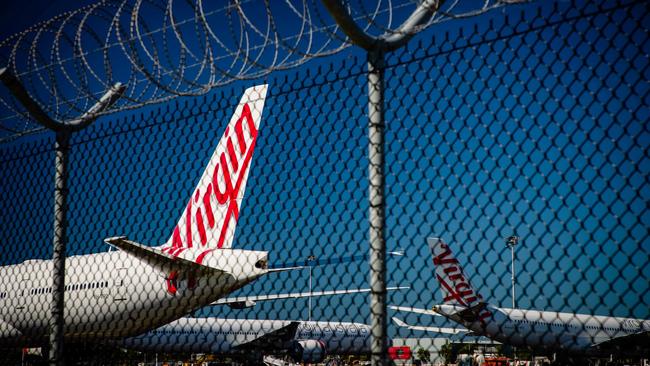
[[1, 0, 648, 365]]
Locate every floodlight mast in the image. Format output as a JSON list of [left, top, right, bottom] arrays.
[[319, 1, 443, 365], [0, 68, 125, 366]]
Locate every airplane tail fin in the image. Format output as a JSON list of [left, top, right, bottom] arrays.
[[428, 237, 483, 308], [162, 85, 268, 255]]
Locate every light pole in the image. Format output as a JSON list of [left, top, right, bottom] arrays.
[[506, 235, 519, 364], [506, 236, 519, 308], [307, 255, 316, 321]]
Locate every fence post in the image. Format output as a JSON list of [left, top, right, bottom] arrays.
[[368, 49, 387, 366], [50, 130, 70, 365], [320, 2, 443, 363], [0, 69, 125, 366]]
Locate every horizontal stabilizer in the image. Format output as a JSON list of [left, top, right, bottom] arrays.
[[455, 302, 488, 323], [266, 266, 307, 273], [213, 286, 409, 307], [392, 317, 467, 334], [104, 236, 226, 275], [389, 305, 443, 317], [270, 250, 404, 269]]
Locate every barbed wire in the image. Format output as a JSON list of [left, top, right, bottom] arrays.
[[0, 0, 519, 142]]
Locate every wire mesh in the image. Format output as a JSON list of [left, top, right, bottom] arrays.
[[0, 0, 649, 365]]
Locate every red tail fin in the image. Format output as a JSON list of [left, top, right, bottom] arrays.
[[429, 237, 483, 307], [162, 85, 268, 258]]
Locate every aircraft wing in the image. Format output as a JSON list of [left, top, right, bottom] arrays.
[[213, 286, 409, 308], [389, 305, 442, 316], [104, 236, 227, 275], [392, 317, 468, 334], [590, 330, 650, 356], [232, 321, 301, 350]]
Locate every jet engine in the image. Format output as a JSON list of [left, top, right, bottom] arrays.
[[288, 339, 327, 363]]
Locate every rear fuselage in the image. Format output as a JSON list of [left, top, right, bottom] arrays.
[[435, 304, 650, 354], [0, 248, 268, 346], [429, 238, 650, 356]]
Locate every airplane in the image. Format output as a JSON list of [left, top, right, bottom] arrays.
[[0, 84, 279, 346], [112, 286, 408, 363], [117, 316, 371, 364], [391, 237, 650, 360]]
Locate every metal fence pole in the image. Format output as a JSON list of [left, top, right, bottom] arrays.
[[319, 2, 443, 364], [320, 2, 443, 363], [368, 49, 387, 366], [0, 69, 125, 366], [50, 130, 70, 366]]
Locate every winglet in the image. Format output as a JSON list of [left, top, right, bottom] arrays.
[[392, 317, 408, 327]]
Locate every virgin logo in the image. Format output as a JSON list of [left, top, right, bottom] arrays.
[[433, 243, 482, 307], [164, 103, 258, 263], [433, 242, 492, 323]]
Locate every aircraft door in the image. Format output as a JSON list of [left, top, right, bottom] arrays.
[[93, 273, 110, 301], [113, 268, 127, 302], [16, 272, 30, 311]]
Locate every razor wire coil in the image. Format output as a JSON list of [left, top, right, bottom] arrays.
[[0, 0, 513, 142]]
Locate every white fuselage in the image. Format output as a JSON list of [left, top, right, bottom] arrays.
[[435, 304, 650, 354], [118, 317, 372, 355], [0, 248, 269, 346]]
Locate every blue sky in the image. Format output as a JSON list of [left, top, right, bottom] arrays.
[[0, 0, 648, 342]]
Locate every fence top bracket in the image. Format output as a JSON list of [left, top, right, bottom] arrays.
[[0, 67, 125, 133], [321, 0, 443, 52]]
